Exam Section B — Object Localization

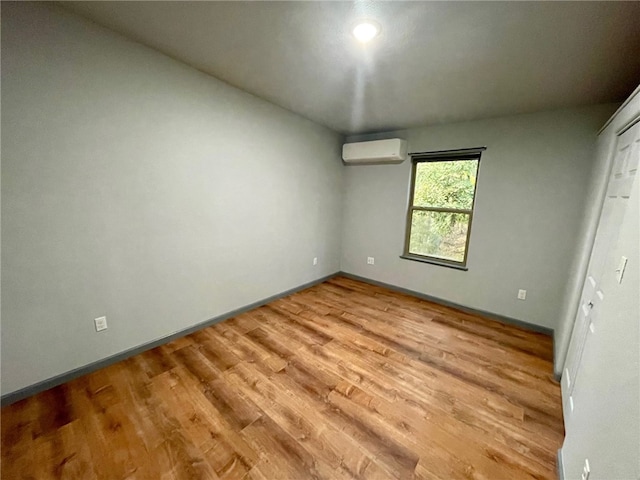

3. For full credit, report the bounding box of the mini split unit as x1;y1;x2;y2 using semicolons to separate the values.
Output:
342;138;408;164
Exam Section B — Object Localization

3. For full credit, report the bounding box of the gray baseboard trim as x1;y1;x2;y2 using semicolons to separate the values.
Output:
1;272;340;407
552;335;562;382
338;271;555;336
557;448;565;480
553;335;562;382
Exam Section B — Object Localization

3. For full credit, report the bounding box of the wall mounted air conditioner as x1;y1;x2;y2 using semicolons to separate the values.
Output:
342;138;408;165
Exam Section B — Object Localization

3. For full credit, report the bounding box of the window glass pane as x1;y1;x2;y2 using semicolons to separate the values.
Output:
409;210;470;262
413;160;478;209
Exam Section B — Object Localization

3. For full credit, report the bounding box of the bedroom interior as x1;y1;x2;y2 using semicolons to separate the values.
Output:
1;2;639;479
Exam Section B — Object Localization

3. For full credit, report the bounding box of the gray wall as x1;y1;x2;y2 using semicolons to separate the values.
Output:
1;3;344;396
341;105;617;331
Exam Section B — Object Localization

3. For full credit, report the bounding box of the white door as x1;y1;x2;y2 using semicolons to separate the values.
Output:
562;121;640;419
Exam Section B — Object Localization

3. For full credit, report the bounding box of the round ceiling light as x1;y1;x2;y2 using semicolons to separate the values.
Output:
352;20;381;43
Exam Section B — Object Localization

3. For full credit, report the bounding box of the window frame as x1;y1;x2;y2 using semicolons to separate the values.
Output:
401;147;485;270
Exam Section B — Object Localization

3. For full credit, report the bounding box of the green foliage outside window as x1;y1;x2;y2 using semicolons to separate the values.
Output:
413;160;477;209
407;159;479;264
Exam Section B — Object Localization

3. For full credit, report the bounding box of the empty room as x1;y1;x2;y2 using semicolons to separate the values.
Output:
2;1;639;479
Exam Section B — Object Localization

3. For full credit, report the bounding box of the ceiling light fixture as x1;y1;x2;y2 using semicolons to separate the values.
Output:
352;20;381;43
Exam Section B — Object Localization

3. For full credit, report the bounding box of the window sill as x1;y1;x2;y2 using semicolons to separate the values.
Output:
399;255;468;271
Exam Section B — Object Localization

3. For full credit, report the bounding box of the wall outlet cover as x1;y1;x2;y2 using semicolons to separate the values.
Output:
94;316;108;332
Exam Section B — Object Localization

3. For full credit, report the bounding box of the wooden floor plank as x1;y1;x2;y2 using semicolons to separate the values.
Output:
224;362;392;480
1;276;563;479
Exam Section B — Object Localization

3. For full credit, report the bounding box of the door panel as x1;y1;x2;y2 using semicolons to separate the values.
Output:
563;121;640;420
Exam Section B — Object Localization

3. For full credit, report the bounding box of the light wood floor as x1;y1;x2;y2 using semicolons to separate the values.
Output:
1;276;563;479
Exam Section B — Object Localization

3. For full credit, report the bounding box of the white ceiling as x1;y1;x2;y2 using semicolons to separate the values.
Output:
61;1;640;135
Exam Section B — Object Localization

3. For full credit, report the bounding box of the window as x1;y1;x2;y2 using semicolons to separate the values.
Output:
402;147;484;269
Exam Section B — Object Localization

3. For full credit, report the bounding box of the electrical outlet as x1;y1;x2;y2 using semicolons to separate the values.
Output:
517;289;527;300
313;257;318;266
94;316;108;332
367;257;375;265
